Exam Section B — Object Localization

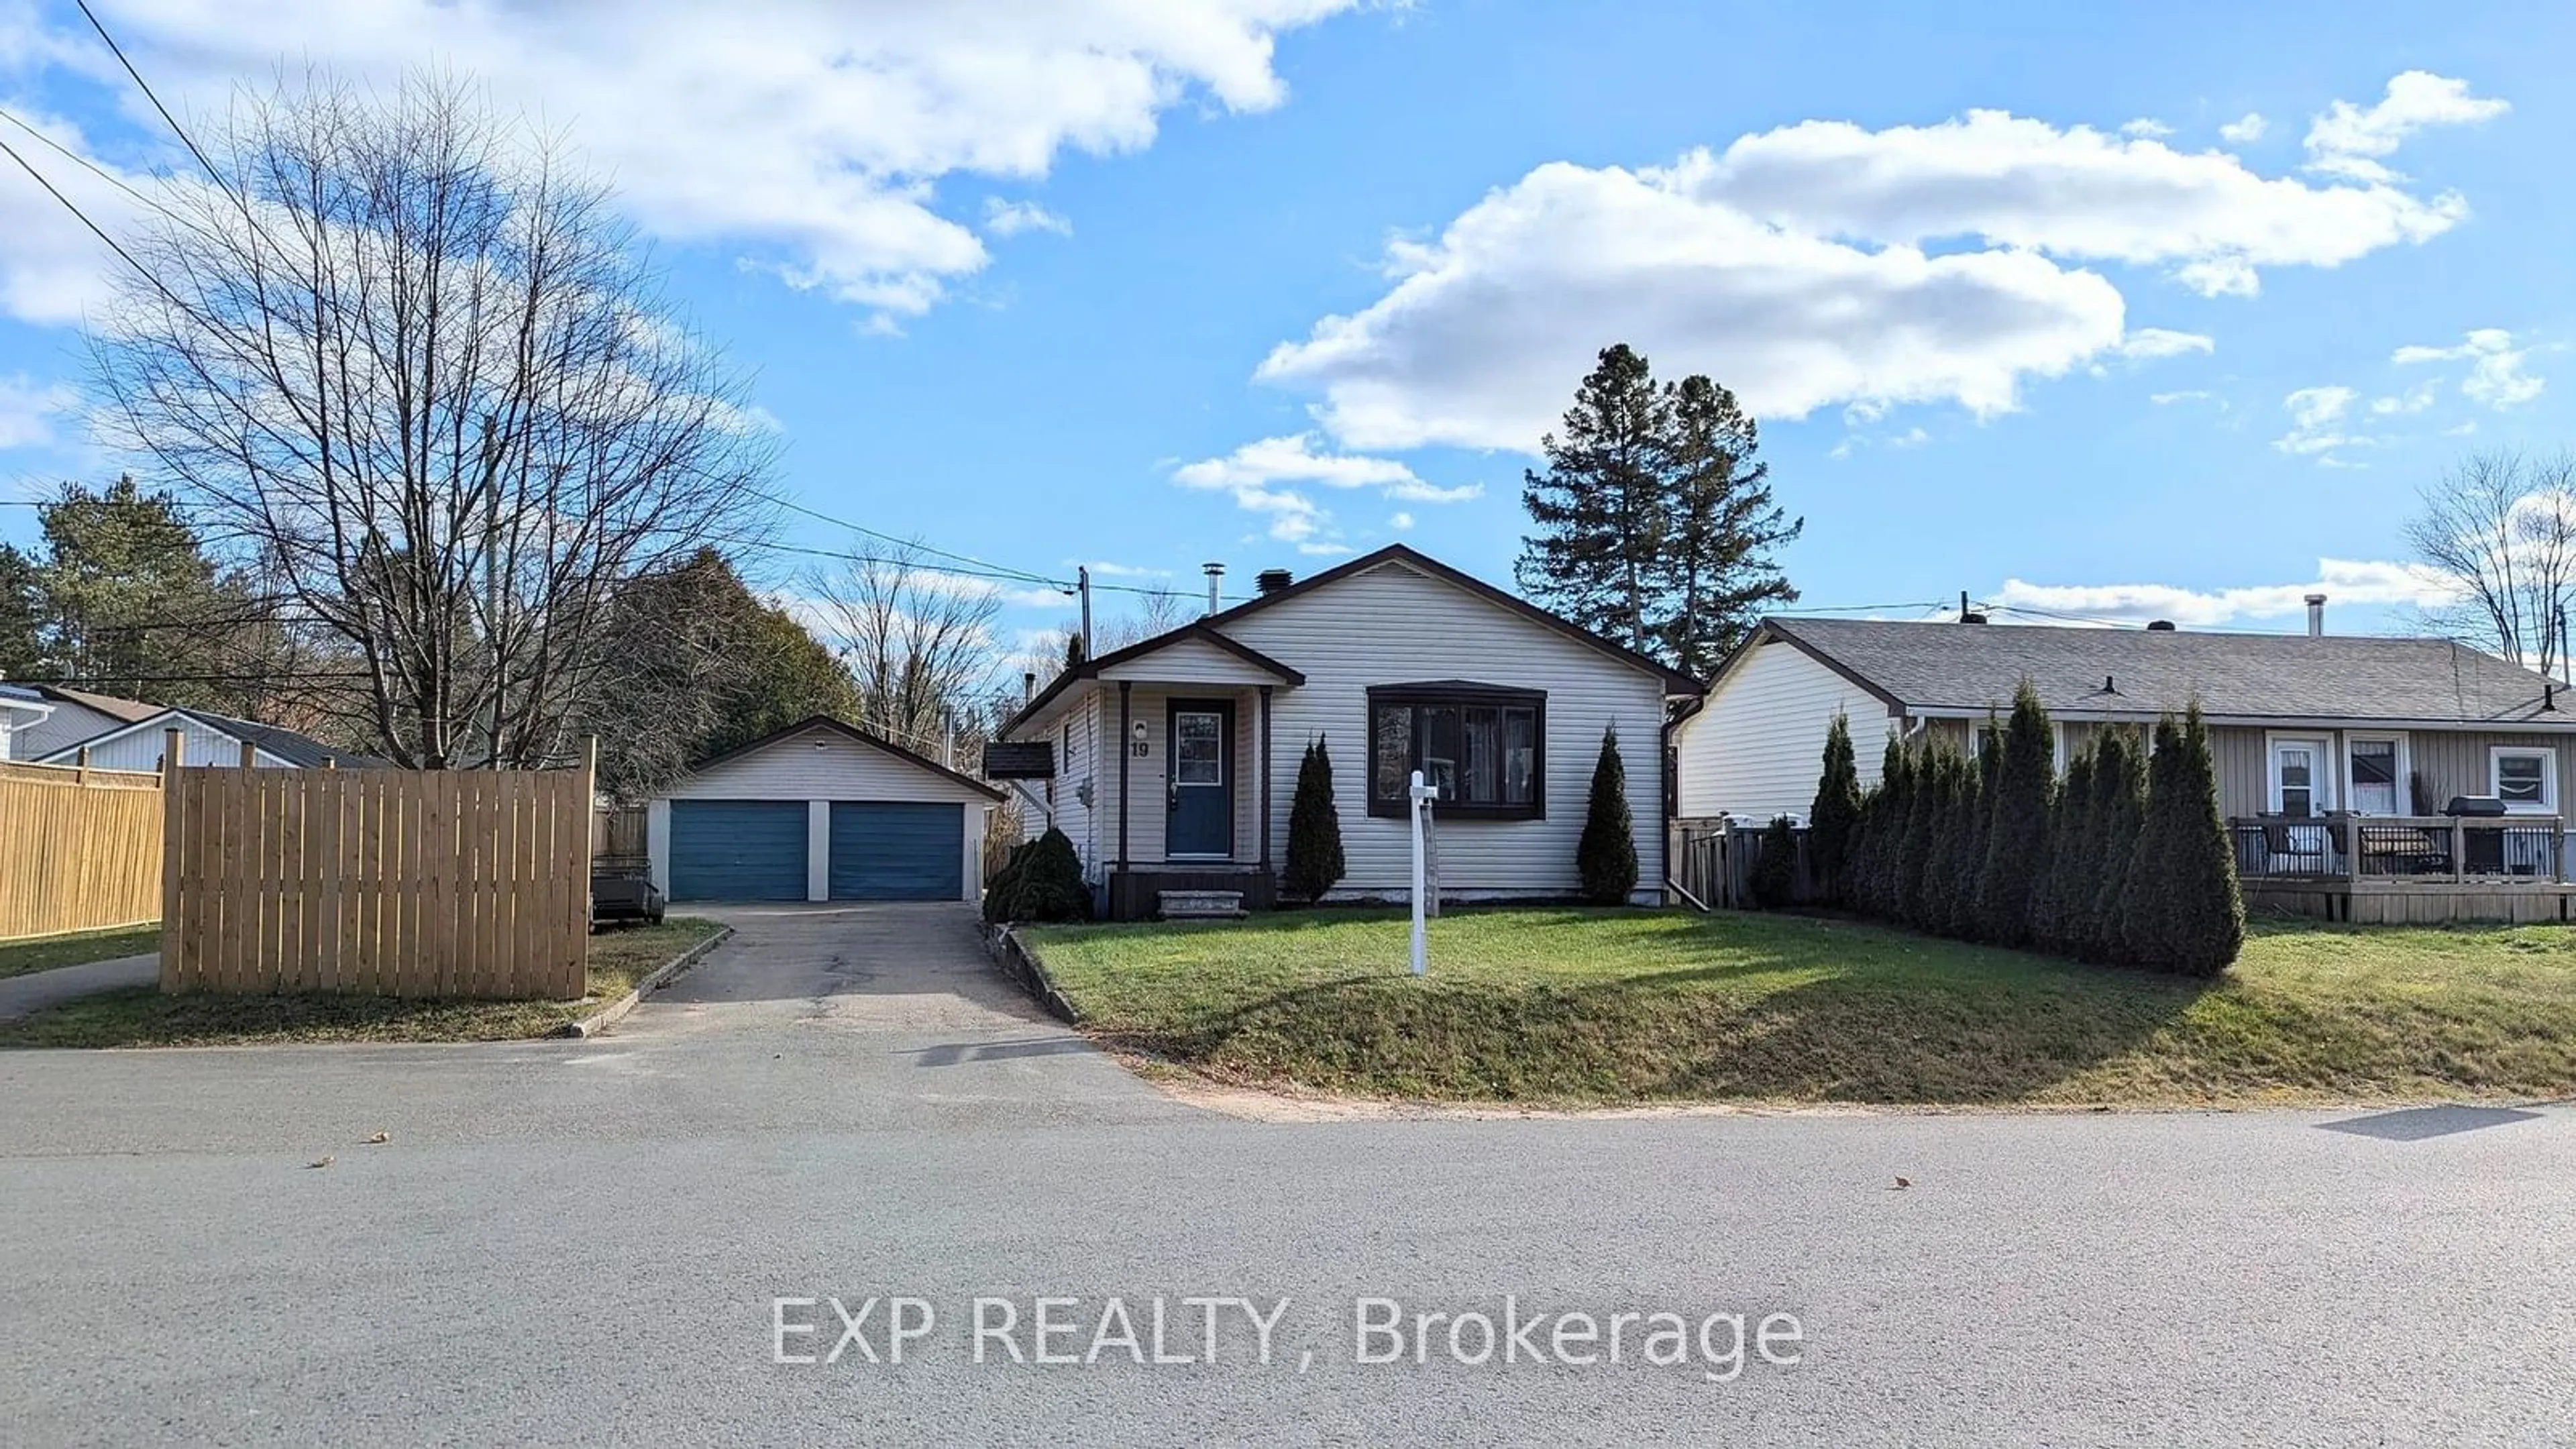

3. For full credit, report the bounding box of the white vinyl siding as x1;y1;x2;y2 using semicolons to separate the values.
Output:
1094;635;1284;687
1674;638;1892;822
1095;686;1266;867
68;717;295;770
1222;561;1668;904
17;698;127;761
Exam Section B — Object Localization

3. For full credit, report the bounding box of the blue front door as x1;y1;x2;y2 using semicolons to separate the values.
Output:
1167;700;1233;858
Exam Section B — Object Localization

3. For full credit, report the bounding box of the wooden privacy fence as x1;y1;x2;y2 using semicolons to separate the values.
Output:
160;736;596;1000
1669;818;1817;911
0;757;163;941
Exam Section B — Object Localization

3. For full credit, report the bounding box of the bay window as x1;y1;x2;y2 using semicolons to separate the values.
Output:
1367;684;1545;819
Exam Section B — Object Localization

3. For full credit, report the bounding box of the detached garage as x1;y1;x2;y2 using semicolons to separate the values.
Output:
648;716;1002;904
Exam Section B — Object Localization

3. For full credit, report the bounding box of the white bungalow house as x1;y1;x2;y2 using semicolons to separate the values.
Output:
989;544;1701;918
34;705;384;771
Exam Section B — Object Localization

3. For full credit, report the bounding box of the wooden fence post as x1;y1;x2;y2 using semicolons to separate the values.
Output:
238;737;257;770
160;729;182;991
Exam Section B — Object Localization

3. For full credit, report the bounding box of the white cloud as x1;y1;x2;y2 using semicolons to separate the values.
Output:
2119;117;2174;139
2392;327;2544;410
2149;388;2216;406
1257;80;2494;453
4;1;1357;323
1889;426;1931;449
2119;327;2214;360
1173;431;1479;554
2371;381;2438;415
0;374;78;450
2306;71;2509;181
2273;384;2373;462
982;198;1072;238
2218;113;2269;144
1387;511;1414;531
0;107;154;326
1994;557;2462;627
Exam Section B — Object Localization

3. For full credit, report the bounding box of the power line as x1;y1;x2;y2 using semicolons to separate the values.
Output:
0;101;164;215
72;0;227;193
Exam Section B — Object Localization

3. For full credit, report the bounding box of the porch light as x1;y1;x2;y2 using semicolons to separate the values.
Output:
1130;720;1149;746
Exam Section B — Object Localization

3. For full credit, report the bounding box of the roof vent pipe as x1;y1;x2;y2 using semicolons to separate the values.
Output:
1256;568;1293;596
1960;611;1988;625
2305;592;2327;638
1203;561;1225;616
1022;671;1036;704
2146;619;2177;631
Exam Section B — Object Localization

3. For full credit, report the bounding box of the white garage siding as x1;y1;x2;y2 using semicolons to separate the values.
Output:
647;721;994;903
1222;559;1669;905
1674;637;1898;822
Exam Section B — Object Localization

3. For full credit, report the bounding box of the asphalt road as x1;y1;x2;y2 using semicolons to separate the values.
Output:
3;905;2573;1446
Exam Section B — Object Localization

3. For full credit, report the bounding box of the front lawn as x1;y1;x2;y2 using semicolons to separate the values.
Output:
1024;908;2576;1106
0;918;724;1049
0;924;160;981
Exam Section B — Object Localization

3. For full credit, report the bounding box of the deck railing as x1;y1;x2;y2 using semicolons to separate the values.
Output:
2228;815;2567;883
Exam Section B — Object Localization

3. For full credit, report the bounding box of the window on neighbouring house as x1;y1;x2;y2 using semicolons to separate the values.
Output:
2269;737;2330;818
2492;747;2556;812
2347;738;2400;815
1367;684;1545;819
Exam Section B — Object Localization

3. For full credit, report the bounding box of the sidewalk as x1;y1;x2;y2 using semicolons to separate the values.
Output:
0;955;158;1020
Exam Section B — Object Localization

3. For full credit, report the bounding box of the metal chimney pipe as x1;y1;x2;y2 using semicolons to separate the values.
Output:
2304;592;2326;637
1203;561;1225;616
1022;671;1036;704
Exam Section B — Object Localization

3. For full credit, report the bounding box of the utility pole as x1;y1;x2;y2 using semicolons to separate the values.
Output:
1078;566;1093;655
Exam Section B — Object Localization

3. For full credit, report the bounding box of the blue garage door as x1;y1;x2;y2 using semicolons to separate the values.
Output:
828;802;963;901
669;800;808;902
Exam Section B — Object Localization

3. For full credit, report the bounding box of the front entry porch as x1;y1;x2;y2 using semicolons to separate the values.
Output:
1099;672;1288;921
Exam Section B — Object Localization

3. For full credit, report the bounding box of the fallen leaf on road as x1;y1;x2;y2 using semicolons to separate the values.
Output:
363;1132;390;1145
308;1156;334;1169
1892;1177;1911;1190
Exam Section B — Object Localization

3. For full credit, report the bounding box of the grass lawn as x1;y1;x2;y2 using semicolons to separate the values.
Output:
1024;908;2576;1107
0;918;724;1049
0;924;160;981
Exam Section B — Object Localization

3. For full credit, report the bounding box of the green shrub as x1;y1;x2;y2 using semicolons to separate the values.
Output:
1282;736;1347;903
2121;706;2244;975
1973;683;2055;945
984;827;1091;924
1576;727;1640;904
2087;729;2146;963
2029;745;2094;955
1809;712;1862;905
1750;814;1800;908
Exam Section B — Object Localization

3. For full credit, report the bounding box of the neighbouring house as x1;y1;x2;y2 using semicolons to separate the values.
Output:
9;684;164;763
0;683;52;761
33;705;387;771
1672;604;2576;921
990;544;1701;920
645;715;1003;905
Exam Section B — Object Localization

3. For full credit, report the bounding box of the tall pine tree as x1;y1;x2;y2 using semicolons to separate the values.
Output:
1516;345;1670;654
1283;736;1347;904
1655;375;1802;676
2089;728;2148;963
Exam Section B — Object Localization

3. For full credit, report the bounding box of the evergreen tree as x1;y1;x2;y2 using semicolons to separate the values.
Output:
1653;374;1803;674
2090;727;2149;963
1930;747;1987;938
1576;727;1640;904
1809;712;1862;905
1283;736;1347;904
2123;707;2245;975
28;476;259;709
1516;345;1671;655
1064;632;1087;669
1894;737;1945;928
1974;683;2056;945
2030;745;2096;955
1863;733;1912;919
0;543;38;680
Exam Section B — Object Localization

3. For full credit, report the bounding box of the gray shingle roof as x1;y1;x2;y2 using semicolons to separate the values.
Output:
170;709;391;769
1764;616;2576;727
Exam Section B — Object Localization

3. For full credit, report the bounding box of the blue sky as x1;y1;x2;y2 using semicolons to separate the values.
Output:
2;0;2570;655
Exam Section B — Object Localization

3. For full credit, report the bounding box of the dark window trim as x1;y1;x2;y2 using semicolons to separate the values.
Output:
1366;683;1547;820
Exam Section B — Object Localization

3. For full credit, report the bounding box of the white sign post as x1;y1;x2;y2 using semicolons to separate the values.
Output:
1408;768;1438;975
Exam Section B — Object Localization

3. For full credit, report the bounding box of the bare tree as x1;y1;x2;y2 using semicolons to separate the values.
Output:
808;539;1004;752
2406;449;2576;676
93;73;775;767
1092;587;1193;652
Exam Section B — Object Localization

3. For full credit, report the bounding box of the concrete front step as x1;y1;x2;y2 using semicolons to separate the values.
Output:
1157;889;1248;920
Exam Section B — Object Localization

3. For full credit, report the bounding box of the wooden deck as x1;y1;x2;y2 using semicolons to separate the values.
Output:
2231;814;2576;924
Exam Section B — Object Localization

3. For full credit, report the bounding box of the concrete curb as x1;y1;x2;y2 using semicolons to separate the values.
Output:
557;924;735;1039
981;923;1081;1026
